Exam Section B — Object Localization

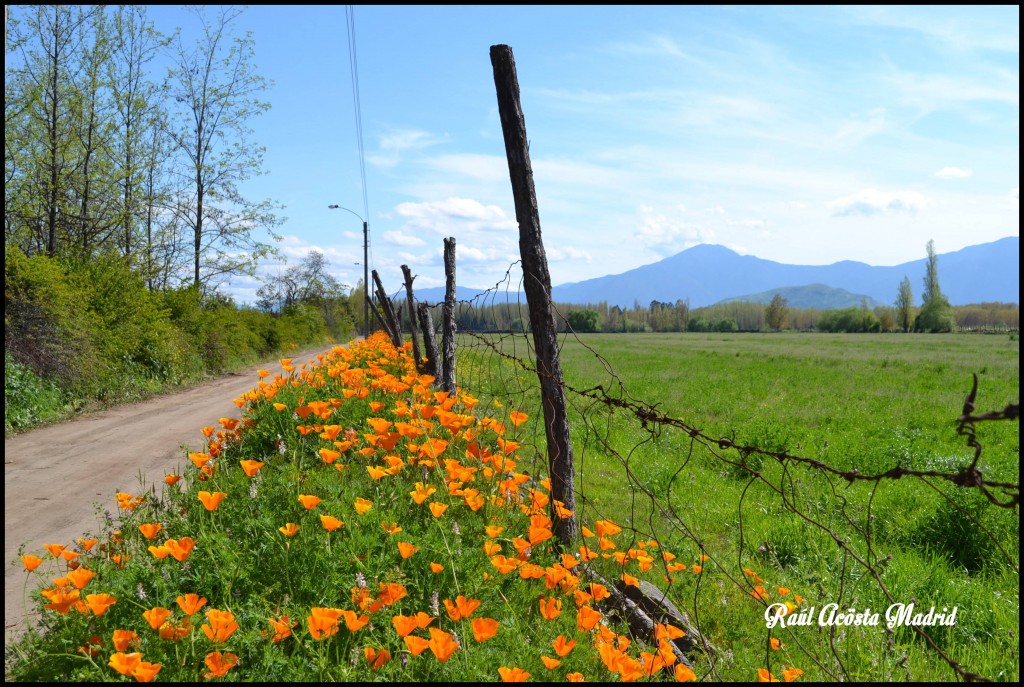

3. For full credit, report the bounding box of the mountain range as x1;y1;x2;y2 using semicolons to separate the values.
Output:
413;236;1019;309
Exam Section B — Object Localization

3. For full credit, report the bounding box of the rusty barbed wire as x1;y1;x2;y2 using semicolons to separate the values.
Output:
395;260;1019;682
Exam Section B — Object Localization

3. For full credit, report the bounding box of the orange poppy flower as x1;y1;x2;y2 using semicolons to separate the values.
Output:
66;567;95;589
266;615;297;643
428;502;449;518
758;668;781;682
138;523;162;540
148;544;170;560
676;664;697;682
490;554;519;574
320;515;344;532
279;523;300;537
392;614;420;637
198;491;226;511
341;609;369;632
404;634;430;656
176;593;207;616
85;593;117;616
297;494;321;510
621;573;640;587
366;465;389;480
43;543;66;558
19;552;41;573
443;595;481;621
654;623;686;641
112;629;139;651
397;541;419;559
577;606;602;631
409;482;437;504
218;417;240;431
483;541;502;556
540;655;561;669
108;651;142;677
691;565;703;574
308;607;343;640
188;452;212;469
201;609;239;643
365;646;391;669
552;634;577;657
77;537;98;551
164;537;195;562
353;497;373;515
378;581;408;606
782;666;804;682
471;617;499;642
143;607;172;630
240;460;265;477
381;521;403;535
498;666;531;682
538;596;562;620
427;627;459;663
508;410;528;427
204;651;239;679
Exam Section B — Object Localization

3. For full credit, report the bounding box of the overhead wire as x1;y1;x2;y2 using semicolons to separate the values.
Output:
345;5;373;275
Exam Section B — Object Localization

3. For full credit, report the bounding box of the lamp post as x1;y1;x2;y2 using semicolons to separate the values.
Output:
328;204;369;338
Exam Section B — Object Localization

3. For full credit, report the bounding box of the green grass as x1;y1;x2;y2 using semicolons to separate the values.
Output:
6;331;1018;682
455;331;1019;682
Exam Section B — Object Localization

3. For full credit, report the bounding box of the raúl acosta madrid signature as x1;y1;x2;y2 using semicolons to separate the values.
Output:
765;602;958;629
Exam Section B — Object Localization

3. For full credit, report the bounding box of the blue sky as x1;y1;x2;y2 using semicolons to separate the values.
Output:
147;5;1018;303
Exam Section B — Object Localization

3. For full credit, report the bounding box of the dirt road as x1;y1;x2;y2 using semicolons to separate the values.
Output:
4;345;337;647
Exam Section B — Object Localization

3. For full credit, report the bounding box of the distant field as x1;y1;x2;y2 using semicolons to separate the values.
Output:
457;331;1020;682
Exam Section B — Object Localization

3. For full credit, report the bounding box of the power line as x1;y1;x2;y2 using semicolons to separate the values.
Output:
345;6;371;273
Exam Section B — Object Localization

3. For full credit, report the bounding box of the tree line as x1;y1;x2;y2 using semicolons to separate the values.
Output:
5;5;280;291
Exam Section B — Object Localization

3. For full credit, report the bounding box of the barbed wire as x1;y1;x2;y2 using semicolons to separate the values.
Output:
384;258;1018;682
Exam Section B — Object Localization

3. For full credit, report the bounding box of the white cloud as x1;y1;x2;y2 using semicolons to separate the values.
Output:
827;189;928;217
634;206;716;250
379;129;444;151
382;230;426;247
393;197;517;235
934;166;973;179
547;245;592;263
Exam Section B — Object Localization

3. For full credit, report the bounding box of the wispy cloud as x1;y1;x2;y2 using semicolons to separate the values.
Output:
933;166;973;179
828;189;928;217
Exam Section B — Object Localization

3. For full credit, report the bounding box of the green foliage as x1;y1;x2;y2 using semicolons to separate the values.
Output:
816;307;881;332
4;352;66;431
567;309;600;333
914;299;956;333
687;316;738;332
764;294;789;331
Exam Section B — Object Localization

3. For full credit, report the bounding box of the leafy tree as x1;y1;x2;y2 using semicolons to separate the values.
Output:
165;5;282;290
913;240;955;332
256;250;354;338
567;309;600;333
764;294;789;331
895;276;914;333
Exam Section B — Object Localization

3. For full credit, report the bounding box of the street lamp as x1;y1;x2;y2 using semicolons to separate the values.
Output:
328;204;369;338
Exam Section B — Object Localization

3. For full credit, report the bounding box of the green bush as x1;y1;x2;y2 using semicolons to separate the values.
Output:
4;352;66;431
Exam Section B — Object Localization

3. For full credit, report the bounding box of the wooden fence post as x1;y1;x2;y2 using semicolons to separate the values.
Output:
371;270;404;349
440;237;457;394
490;44;578;547
417;302;439;378
401;265;423;371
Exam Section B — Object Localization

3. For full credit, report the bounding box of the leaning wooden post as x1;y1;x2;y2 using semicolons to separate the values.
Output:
490;44;578;547
440;237;457;394
417;302;439;378
401;265;423;370
372;270;404;349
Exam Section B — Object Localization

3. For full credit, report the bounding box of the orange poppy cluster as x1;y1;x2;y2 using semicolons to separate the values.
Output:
16;332;807;682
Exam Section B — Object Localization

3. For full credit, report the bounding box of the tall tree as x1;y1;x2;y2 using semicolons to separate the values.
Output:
914;240;955;332
895;275;914;333
165;5;281;291
765;293;789;331
108;5;167;258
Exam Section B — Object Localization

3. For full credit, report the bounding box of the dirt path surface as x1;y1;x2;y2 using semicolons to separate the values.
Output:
4;344;337;648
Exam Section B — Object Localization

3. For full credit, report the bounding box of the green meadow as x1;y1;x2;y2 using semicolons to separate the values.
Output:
457;331;1020;682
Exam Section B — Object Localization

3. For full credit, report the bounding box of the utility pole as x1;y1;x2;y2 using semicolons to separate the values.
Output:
328;204;370;338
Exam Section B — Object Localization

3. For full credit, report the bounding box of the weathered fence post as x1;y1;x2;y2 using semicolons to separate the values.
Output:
401;265;423;371
490;44;578;547
417;302;439;378
440;237;457;394
371;270;404;349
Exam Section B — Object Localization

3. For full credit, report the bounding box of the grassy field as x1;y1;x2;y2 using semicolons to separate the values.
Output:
456;331;1020;682
7;331;1017;682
